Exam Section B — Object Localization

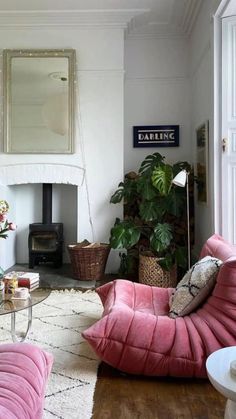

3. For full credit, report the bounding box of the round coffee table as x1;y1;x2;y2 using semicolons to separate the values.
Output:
206;346;236;419
0;288;51;342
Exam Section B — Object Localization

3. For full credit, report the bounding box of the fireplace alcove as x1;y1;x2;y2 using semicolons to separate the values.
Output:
14;182;77;267
28;183;64;268
0;163;84;269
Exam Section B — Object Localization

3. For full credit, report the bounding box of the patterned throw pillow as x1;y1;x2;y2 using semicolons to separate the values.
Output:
169;256;222;318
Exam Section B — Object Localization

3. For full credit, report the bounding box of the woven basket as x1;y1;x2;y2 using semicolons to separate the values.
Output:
67;243;110;281
139;252;177;287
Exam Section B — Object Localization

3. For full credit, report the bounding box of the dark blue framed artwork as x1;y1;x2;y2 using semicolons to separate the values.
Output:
133;125;179;148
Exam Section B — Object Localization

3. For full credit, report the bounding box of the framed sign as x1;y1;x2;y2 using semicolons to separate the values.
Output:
196;121;209;204
133;125;179;148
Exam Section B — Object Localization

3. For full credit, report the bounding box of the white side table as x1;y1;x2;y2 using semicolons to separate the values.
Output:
206;347;236;419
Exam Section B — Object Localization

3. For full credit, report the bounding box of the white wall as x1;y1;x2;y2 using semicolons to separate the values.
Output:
124;37;191;173
189;0;221;254
0;185;16;269
124;1;222;257
0;27;124;271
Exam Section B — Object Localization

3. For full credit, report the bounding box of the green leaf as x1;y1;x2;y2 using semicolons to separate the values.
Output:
110;224;127;248
158;253;174;271
136;176;157;200
109;221;140;249
165;188;186;217
126;225;141;248
139;200;164;221
123;178;138;201
110;182;125;203
110;178;138;204
138;153;165;175
151;165;173;196
172;161;191;177
175;246;188;269
150;223;173;253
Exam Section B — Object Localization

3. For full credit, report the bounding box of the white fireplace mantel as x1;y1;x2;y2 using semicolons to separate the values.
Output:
0;163;85;186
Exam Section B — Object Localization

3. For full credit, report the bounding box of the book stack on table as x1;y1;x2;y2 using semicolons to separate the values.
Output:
4;271;40;291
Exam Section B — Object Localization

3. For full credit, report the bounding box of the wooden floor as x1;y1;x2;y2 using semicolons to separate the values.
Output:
92;363;226;419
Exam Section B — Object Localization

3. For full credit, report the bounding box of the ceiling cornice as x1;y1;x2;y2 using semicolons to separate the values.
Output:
214;0;231;17
0;3;204;37
0;9;149;29
181;0;203;36
125;32;186;40
125;0;204;40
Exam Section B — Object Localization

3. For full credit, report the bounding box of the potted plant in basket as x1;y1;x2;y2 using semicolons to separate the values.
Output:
109;152;193;283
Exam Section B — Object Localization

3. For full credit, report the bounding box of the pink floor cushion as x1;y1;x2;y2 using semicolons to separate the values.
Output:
82;234;236;377
0;343;53;419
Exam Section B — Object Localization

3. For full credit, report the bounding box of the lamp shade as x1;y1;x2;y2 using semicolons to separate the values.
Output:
172;170;187;187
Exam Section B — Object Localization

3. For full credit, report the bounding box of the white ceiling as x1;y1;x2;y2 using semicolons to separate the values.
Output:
0;0;204;37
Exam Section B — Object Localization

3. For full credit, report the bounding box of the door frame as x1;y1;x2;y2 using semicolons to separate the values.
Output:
213;0;232;237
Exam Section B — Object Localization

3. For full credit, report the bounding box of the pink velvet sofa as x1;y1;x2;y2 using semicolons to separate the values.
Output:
0;342;53;418
82;234;236;377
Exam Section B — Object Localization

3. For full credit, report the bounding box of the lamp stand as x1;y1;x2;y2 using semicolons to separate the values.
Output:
172;168;191;270
186;174;191;270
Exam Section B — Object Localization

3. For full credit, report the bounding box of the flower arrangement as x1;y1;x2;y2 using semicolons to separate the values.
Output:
0;200;16;239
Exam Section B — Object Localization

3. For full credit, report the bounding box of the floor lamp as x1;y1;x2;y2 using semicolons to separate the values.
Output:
172;170;191;270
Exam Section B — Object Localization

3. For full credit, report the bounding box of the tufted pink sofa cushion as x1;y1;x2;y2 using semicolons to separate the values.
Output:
82;234;236;377
0;343;53;418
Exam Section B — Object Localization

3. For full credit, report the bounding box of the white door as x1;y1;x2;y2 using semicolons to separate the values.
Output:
222;17;236;243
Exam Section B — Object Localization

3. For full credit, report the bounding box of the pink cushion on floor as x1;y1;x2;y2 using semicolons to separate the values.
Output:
82;234;236;377
0;343;53;419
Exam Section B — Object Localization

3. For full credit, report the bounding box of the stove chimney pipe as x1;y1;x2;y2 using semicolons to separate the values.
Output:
42;183;52;224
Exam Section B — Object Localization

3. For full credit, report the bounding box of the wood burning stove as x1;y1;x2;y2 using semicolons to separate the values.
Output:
28;184;63;268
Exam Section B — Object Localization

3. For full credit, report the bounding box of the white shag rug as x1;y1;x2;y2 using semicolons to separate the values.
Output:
0;290;103;419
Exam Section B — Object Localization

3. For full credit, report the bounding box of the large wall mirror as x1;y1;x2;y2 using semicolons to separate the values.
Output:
3;49;76;154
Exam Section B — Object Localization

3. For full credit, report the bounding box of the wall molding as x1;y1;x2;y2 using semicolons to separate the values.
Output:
125;32;187;40
77;69;125;78
0;163;85;186
215;0;232;18
125;75;189;84
0;9;147;30
182;0;203;36
126;0;202;39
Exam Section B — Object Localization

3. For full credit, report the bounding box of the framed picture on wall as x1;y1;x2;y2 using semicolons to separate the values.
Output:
196;121;209;204
133;125;179;147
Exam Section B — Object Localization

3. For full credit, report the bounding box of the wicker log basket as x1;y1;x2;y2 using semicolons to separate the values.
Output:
67;241;110;281
139;251;177;288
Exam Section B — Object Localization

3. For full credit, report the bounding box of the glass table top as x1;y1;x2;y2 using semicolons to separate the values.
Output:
0;288;51;315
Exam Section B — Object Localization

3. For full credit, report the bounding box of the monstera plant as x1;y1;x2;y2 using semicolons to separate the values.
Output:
109;152;192;275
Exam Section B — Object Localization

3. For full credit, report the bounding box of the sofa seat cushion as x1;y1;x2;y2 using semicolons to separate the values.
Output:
0;343;53;419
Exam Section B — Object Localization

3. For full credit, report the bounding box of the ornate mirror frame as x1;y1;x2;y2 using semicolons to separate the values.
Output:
3;49;76;154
